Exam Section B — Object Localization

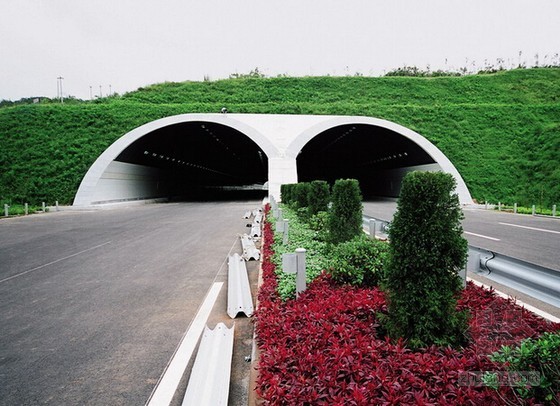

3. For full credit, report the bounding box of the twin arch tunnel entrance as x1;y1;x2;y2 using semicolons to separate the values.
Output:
73;114;472;206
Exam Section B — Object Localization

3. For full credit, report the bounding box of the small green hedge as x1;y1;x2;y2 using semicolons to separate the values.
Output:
327;235;389;287
488;332;560;403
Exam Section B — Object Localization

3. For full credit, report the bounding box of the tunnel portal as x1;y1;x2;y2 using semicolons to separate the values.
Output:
297;124;437;198
113;121;268;200
73;114;472;206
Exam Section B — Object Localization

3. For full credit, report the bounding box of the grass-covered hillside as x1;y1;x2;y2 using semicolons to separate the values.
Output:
1;68;559;206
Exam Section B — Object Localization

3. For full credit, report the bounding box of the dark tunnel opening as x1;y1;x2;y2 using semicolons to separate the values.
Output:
297;124;437;198
114;121;268;200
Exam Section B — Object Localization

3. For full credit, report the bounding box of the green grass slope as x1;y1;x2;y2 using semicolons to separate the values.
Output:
1;68;559;206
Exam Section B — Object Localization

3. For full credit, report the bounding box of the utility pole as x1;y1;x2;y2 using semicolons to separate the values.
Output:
89;85;93;100
108;84;112;97
99;85;102;98
57;76;64;103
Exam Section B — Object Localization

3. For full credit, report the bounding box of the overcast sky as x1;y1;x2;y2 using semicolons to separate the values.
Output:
1;0;559;101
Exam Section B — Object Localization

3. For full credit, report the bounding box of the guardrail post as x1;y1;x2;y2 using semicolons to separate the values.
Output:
485;201;488;210
42;202;46;212
25;203;28;215
514;203;517;214
553;205;557;217
4;204;9;217
369;219;377;239
463;250;480;289
532;205;536;216
498;202;501;211
55;201;59;212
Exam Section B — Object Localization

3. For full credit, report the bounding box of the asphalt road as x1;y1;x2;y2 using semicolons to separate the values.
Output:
363;200;560;272
0;202;258;405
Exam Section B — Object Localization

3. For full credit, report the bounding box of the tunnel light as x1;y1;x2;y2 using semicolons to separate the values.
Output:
144;150;149;155
152;153;157;157
201;124;205;129
159;155;164;159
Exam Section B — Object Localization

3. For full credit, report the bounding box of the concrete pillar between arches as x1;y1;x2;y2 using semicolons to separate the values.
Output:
268;156;298;202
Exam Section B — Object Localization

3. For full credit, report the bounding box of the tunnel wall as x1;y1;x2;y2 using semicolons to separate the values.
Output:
74;114;473;206
361;163;442;197
89;161;169;204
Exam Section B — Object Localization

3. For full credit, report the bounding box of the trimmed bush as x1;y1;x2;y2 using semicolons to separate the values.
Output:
307;180;330;216
328;179;363;244
328;234;389;286
293;182;311;209
280;183;296;206
383;171;468;349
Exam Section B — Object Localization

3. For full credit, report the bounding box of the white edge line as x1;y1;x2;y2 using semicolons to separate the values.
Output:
464;231;501;241
499;222;560;235
467;277;560;323
146;281;223;406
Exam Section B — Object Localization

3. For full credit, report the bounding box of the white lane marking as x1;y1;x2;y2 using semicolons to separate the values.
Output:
467;278;560;323
146;282;223;406
0;241;112;284
499;222;560;235
464;231;501;241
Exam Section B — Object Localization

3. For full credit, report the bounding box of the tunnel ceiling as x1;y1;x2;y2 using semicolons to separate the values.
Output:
115;121;268;189
297;124;436;184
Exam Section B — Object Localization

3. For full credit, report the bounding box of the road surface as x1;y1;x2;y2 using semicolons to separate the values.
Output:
0;202;257;405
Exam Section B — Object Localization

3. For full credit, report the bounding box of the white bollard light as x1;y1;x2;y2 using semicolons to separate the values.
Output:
295;248;307;297
369;219;377;239
282;247;307;298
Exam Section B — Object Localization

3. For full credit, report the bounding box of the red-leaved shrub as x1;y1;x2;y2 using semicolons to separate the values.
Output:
255;204;559;404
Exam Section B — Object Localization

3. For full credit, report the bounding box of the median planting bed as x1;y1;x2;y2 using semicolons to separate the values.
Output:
254;206;560;405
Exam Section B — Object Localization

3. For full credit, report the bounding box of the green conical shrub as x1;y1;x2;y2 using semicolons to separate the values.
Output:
383;171;468;349
328;179;363;244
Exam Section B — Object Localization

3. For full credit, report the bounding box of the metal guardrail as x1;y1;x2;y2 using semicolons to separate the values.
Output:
182;322;234;406
240;234;260;261
362;215;560;309
227;253;254;318
468;246;560;308
250;225;261;238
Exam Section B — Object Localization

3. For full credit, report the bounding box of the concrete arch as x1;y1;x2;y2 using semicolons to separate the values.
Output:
74;114;278;206
286;116;472;204
74;114;472;206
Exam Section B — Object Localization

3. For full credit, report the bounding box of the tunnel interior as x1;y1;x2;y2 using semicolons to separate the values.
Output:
114;121;268;200
297;124;437;198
